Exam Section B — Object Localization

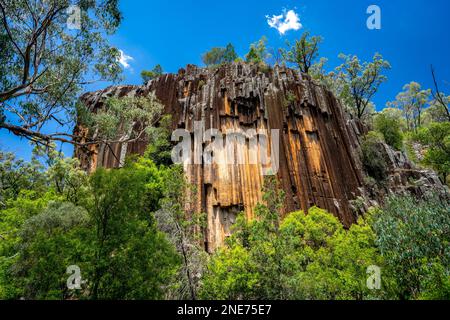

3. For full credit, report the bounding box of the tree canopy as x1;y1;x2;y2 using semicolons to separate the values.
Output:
245;36;269;65
335;53;391;120
200;178;385;300
388;82;431;132
0;151;181;299
0;0;123;147
280;32;323;74
202;43;238;66
141;65;163;83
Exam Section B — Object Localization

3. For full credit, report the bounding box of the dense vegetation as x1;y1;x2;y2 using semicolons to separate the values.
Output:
1;0;449;301
1;155;448;300
0;151;181;299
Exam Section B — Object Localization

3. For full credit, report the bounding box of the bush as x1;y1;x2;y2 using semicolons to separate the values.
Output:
414;122;450;184
200;179;385;300
8;202;90;299
374;112;403;150
245;36;269;65
372;195;450;300
145;115;174;166
0;158;180;300
361;131;388;182
200;206;385;300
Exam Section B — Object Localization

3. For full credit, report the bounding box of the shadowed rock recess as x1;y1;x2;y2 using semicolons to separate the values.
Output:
76;63;448;252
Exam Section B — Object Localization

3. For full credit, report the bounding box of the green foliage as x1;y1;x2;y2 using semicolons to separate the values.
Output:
309;58;337;91
414;122;450;183
1;147;88;208
9;202;90;299
87;94;164;144
377;107;407;131
0;152;46;206
141;65;164;83
0;0;123;145
361;131;388;182
202;43;238;67
200;178;384;300
424;96;450;124
372;195;450;299
387;82;431;132
145;115;174;166
0;191;63;298
202;48;226;66
155;165;208;299
402;132;421;166
335;53;391;120
381;81;448;185
1;147;449;300
201;206;384;300
0;155;180;300
223;43;239;64
373;111;404;150
46;157;89;205
199;244;258;300
280;32;323;73
245;37;270;65
87;163;179;299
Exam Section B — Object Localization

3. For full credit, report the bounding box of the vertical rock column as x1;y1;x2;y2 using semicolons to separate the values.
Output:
77;63;365;252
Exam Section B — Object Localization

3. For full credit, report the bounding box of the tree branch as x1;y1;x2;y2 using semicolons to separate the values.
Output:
0;2;25;58
431;65;450;122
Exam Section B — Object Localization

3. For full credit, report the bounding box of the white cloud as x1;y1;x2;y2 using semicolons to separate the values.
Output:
266;9;302;35
118;49;134;69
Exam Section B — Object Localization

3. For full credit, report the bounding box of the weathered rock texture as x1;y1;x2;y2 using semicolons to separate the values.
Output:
358;140;448;209
76;63;448;252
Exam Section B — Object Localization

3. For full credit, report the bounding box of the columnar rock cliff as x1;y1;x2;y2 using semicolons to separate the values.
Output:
76;63;447;252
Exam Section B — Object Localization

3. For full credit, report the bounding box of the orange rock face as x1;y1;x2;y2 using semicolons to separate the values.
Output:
77;63;367;252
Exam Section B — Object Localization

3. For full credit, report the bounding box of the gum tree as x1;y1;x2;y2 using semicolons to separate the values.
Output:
335;53;391;120
280;31;323;74
141;64;163;83
388;82;431;132
202;43;238;67
245;36;270;65
0;0;124;147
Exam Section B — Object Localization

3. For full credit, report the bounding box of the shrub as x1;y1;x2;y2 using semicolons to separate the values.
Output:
414;122;450;184
372;195;450;299
0;158;180;300
200;178;385;300
374;112;403;150
361;131;388;182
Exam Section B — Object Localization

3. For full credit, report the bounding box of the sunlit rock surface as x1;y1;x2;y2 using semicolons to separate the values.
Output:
76;63;448;252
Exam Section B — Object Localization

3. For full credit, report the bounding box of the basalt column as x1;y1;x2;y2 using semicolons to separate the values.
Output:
77;63;365;252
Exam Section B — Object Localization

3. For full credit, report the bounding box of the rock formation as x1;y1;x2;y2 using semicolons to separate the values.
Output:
76;63;448;252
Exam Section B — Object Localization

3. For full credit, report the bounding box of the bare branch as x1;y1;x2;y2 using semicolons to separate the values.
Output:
431;65;450;122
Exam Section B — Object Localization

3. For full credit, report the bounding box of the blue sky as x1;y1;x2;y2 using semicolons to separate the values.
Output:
2;0;450;160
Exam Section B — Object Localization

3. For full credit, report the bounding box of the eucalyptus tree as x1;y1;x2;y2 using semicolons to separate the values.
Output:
388;82;431;132
245;36;270;65
0;0;136;148
202;43;238;67
280;31;323;74
335;53;391;120
141;64;163;83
